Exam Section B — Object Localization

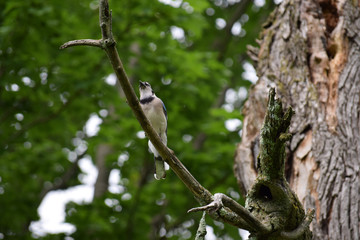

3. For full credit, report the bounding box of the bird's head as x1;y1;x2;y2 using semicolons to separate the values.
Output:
139;81;154;99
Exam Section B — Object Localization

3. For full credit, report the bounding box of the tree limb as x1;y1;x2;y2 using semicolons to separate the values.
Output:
60;0;269;233
188;193;271;233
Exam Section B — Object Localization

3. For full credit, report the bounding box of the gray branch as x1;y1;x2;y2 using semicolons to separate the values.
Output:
60;39;102;49
188;193;271;233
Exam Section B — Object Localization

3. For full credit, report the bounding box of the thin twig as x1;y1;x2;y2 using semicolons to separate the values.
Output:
60;39;102;49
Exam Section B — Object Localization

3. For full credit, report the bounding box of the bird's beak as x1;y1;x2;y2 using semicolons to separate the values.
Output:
139;81;145;88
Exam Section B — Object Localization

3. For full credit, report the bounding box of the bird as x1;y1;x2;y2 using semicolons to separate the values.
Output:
139;81;167;180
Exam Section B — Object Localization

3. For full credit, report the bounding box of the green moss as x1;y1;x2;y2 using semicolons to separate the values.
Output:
245;89;311;239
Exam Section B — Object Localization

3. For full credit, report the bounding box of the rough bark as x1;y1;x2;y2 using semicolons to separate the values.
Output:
234;0;360;239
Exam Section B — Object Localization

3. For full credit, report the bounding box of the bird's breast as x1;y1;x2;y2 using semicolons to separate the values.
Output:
141;104;167;133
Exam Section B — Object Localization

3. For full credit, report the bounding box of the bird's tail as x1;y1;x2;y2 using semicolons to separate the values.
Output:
154;156;166;180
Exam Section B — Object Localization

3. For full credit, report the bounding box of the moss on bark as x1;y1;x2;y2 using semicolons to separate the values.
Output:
245;89;312;239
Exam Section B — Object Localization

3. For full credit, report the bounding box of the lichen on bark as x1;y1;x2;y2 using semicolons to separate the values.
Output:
245;89;312;240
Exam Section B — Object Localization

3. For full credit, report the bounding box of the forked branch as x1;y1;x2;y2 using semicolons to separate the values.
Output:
188;193;271;233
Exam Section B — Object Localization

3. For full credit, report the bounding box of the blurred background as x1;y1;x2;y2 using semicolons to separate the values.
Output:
0;0;275;239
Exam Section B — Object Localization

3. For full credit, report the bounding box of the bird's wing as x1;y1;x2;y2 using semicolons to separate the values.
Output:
159;99;167;135
161;100;167;119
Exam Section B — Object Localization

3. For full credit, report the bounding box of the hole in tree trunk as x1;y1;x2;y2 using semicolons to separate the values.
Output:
258;185;273;201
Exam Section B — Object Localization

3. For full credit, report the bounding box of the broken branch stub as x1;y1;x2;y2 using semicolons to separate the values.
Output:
245;88;313;240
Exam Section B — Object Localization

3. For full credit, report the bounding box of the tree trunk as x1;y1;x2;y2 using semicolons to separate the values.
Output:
234;0;360;239
93;144;112;199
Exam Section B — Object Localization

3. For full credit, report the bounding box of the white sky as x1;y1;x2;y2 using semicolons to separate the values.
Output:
30;158;97;237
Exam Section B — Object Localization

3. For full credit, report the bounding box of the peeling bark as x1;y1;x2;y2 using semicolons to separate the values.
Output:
234;81;268;196
234;0;360;239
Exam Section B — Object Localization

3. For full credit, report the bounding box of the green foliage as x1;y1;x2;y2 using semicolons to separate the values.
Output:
0;0;273;239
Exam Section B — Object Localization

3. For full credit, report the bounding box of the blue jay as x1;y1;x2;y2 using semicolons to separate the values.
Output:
139;81;167;180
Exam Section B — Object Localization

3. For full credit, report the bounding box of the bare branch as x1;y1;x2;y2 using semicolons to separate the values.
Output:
95;0;266;231
93;0;216;206
58;0;213;207
188;193;271;233
60;39;102;49
99;0;112;39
